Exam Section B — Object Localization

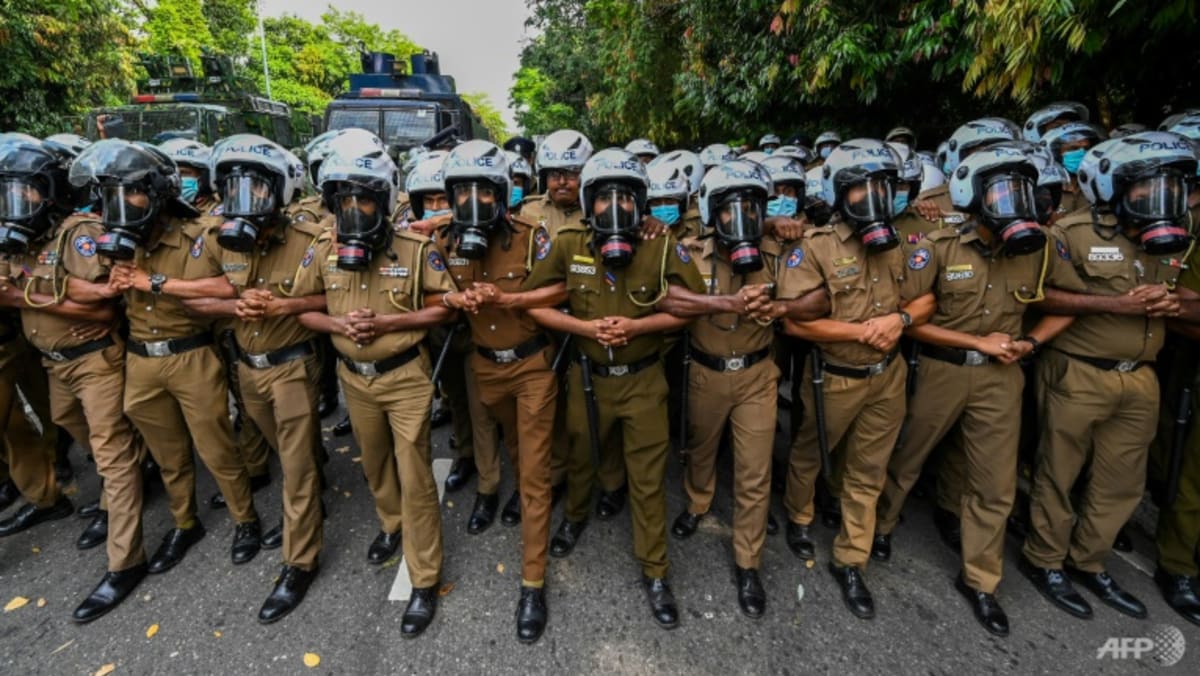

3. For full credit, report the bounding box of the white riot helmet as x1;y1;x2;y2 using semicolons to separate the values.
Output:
318;136;400;270
404;150;449;220
944;119;1017;173
649;149;705;195
1088;132;1197;254
888;141;924;207
624;138;660;160
775;144;815;166
760;155;806;219
1023;101;1089;143
579;148;648;268
949;146;1045;254
303;130;341;188
537;129;593;187
697;160;772;273
917;151;946;192
1111;123;1149;139
209;134;301;252
1040;122;1106;175
44;133;92;156
158;138;212;203
1074;139;1123;207
1164;113;1200;143
885;126;917;149
739;150;769;164
504;150;533;208
820;138;901;252
814;131;842;160
442;140;511;259
699;143;737;169
758;133;782;151
803;165;833;226
646;157;692;228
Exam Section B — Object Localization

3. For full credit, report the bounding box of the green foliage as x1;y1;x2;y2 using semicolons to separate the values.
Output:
143;0;213;65
460;92;511;142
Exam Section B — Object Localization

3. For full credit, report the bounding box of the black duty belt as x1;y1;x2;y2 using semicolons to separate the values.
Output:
691;345;770;373
918;342;994;367
587;353;658;378
41;335;116;363
1058;350;1150;373
127;333;214;358
338;344;422;377
239;340;316;370
477;334;551;364
822;352;898;379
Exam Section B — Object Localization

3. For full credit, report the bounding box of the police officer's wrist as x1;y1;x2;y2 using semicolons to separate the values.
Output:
1017;335;1041;354
442;292;457;309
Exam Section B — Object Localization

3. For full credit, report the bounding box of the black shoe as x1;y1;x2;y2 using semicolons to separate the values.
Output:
431;404;452;429
258;565;317;624
933;506;962;551
785;522;815;561
0;479;18;511
550;481;566;507
444;458;476;493
72;563;147;623
1017;558;1093;619
829;563;874;619
77;512;109;550
870;533;892;562
401;585;438;638
332;415;352;437
1155;567;1200;627
262;520;283;550
500;491;521;526
766;513;779;536
671;510;703;539
1112;527;1133;553
367;530;401;564
516;585;548;644
596;485;627;520
209;472;271;509
232;520;262;564
820;507;841;530
317;393;338;418
147;524;206;574
467;493;499;534
735;566;766;619
1068;567;1146;619
549;519;587;558
77;499;102;518
955;575;1009;636
642;576;679;629
0;496;73;537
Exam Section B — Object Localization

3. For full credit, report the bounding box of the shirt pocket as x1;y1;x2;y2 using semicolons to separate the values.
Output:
566;267;603;317
493;261;529;293
1080;260;1133;294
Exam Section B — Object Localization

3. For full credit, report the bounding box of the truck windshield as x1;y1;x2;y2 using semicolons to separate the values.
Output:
86;108;202;143
383;108;437;148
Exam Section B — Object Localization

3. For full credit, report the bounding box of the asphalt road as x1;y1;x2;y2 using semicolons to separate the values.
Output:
1;401;1198;675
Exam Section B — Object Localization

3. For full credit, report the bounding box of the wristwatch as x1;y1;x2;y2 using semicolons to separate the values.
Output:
899;310;913;328
149;273;167;295
1018;335;1041;354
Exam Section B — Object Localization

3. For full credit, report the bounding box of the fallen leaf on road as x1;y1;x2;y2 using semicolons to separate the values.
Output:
146;624;159;638
62;484;79;496
50;639;74;655
446;501;454;508
438;582;455;597
303;653;321;668
213;631;222;638
343;491;351;498
31;547;40;554
335;446;349;454
36;598;46;608
5;597;29;612
351;456;362;463
94;664;115;676
380;557;399;569
805;559;814;569
496;563;505;574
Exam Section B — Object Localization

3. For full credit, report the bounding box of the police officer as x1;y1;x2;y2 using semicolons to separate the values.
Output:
700;143;737;172
812;131;842;165
295;136;456;638
885;127;917;151
758;134;782;154
75;139;261;574
777;139;914;620
661;160;827;618
1020;132;1196;621
433;140;560;643
184;135;325;623
1022;101;1090;144
506;150;534;215
872;147;1083;635
625;139;661;165
524;129;594;237
1038;121;1106;215
647;150;706;240
523;148;705;629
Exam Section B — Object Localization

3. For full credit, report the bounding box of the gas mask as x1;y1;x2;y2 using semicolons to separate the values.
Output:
589;183;641;269
841;177;899;253
96;182;158;260
0;177;52;254
451;181;504;260
1118;172;1191;255
714;192;765;274
1033;184;1062;225
979;174;1046;256
217;170;276;253
333;191;388;271
804;198;833;227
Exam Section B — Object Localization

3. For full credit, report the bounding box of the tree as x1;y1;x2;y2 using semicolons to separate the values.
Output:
142;0;214;65
203;0;256;58
460;92;511;142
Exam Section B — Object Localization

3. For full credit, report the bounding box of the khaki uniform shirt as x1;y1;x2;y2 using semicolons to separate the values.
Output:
123;216;225;341
684;236;777;358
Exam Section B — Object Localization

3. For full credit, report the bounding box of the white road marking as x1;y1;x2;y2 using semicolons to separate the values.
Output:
388;458;452;602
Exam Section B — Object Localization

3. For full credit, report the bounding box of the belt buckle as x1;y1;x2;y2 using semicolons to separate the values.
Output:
145;341;172;358
493;348;518;364
866;361;887;376
963;350;988;367
355;361;380;377
725;356;745;372
45;351;66;362
607;364;630;377
246;353;272;369
1116;360;1137;373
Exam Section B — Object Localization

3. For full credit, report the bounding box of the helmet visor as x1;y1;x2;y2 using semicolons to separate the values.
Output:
591;186;640;235
0;178;46;220
982;175;1038;221
451;182;501;227
844;176;895;221
1122;173;1188;221
334;192;383;239
222;173;276;217
100;184;153;227
715;194;763;241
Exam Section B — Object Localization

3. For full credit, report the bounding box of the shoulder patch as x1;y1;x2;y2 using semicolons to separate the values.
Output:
209;205;224;217
534;227;552;261
190;235;205;259
908;247;931;271
675;241;691;263
428;250;446;272
1055;239;1070;261
73;235;97;258
786;248;804;268
301;246;316;268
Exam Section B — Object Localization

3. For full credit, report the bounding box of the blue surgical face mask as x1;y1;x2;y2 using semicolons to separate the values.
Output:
426;208;451;219
650;203;681;226
766;195;798;218
892;192;910;215
1061;148;1086;174
509;185;524;208
819;146;833;159
764;148;774;155
181;176;200;204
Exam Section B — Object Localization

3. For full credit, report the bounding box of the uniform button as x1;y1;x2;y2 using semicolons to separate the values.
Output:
871;277;878;283
507;272;514;278
253;331;260;337
983;309;991;315
151;329;159;335
361;284;367;290
640;285;647;292
986;284;993;290
1020;285;1029;292
874;301;881;308
257;278;264;284
285;279;292;286
489;324;496;331
145;306;153;312
29;329;36;335
483;272;489;278
331;284;339;290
